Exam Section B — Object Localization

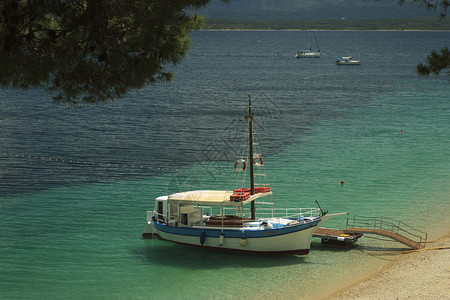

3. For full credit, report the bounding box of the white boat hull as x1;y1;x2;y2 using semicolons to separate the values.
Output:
148;218;321;255
336;60;361;65
335;56;361;65
296;52;320;58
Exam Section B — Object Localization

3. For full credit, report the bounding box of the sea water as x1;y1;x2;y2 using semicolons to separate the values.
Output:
0;31;449;299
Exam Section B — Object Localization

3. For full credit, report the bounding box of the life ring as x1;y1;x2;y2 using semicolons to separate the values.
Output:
234;159;246;171
253;154;264;166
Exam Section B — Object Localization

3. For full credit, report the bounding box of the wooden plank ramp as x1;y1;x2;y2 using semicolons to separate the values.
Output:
344;228;422;249
344;216;428;249
313;216;428;249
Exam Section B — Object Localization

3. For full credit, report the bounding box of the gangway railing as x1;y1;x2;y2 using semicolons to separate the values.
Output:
344;215;428;249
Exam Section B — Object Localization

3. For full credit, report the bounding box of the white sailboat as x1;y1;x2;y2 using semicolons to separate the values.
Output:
142;95;345;254
296;30;321;58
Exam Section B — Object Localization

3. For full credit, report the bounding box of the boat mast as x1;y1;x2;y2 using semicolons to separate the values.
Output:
313;31;320;52
310;22;319;52
247;94;256;220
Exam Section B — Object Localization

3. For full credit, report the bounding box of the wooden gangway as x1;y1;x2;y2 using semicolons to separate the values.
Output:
344;216;428;249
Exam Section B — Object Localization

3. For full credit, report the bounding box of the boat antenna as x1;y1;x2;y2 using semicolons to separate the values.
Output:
246;94;256;220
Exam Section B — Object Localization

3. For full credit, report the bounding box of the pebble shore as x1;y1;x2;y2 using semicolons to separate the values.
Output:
325;233;450;300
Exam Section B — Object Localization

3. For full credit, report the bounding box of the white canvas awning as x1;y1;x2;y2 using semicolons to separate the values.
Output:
167;190;272;207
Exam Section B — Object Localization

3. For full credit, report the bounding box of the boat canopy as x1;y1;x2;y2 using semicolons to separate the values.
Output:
167;190;272;207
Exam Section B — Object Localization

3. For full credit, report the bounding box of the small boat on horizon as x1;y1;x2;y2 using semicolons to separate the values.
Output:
334;56;361;65
296;49;321;58
142;95;345;255
335;36;362;65
296;29;321;58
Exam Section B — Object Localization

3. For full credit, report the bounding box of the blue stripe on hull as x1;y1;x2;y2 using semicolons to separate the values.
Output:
152;218;320;239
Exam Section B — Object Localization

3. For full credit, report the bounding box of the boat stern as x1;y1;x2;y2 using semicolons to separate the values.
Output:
142;211;158;239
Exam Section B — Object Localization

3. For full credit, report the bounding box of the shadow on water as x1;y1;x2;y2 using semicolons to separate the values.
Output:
309;241;359;252
131;239;310;269
312;239;413;254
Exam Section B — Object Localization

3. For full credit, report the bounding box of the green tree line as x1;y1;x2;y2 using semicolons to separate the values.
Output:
202;17;450;31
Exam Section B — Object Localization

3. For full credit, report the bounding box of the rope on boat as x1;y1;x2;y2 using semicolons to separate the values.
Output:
398;246;450;253
371;246;450;256
1;152;350;186
0;96;142;124
0;152;174;172
0;152;351;190
0;106;69;123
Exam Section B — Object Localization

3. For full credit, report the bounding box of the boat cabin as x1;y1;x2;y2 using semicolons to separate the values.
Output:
152;190;273;228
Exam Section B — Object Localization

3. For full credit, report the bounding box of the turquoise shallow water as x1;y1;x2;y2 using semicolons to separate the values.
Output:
1;31;449;299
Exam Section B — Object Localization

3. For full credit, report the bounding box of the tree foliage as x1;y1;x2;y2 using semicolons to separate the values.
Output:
403;1;449;76
397;0;448;18
0;0;214;103
0;0;447;101
417;47;450;75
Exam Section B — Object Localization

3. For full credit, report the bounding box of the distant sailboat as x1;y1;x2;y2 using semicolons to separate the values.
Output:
335;36;361;65
296;30;320;58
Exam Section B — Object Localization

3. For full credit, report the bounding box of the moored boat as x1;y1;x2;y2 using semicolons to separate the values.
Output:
295;30;321;58
296;49;321;58
335;37;361;65
143;95;344;254
334;56;361;65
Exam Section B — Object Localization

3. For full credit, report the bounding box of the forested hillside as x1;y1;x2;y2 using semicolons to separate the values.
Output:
193;0;438;20
202;17;450;31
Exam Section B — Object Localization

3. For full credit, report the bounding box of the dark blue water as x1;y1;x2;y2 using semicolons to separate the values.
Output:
1;31;448;195
1;30;449;299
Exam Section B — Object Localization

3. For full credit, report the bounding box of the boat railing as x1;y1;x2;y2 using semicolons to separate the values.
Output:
346;215;428;248
150;205;321;226
255;207;321;219
199;206;320;220
147;211;153;222
149;210;166;223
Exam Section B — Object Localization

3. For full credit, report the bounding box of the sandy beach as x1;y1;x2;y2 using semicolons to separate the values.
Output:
324;232;450;300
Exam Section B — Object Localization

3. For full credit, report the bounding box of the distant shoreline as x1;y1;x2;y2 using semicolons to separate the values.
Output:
198;28;448;32
201;17;450;31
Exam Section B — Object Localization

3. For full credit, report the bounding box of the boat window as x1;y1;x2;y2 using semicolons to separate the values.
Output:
181;213;188;225
157;201;164;222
